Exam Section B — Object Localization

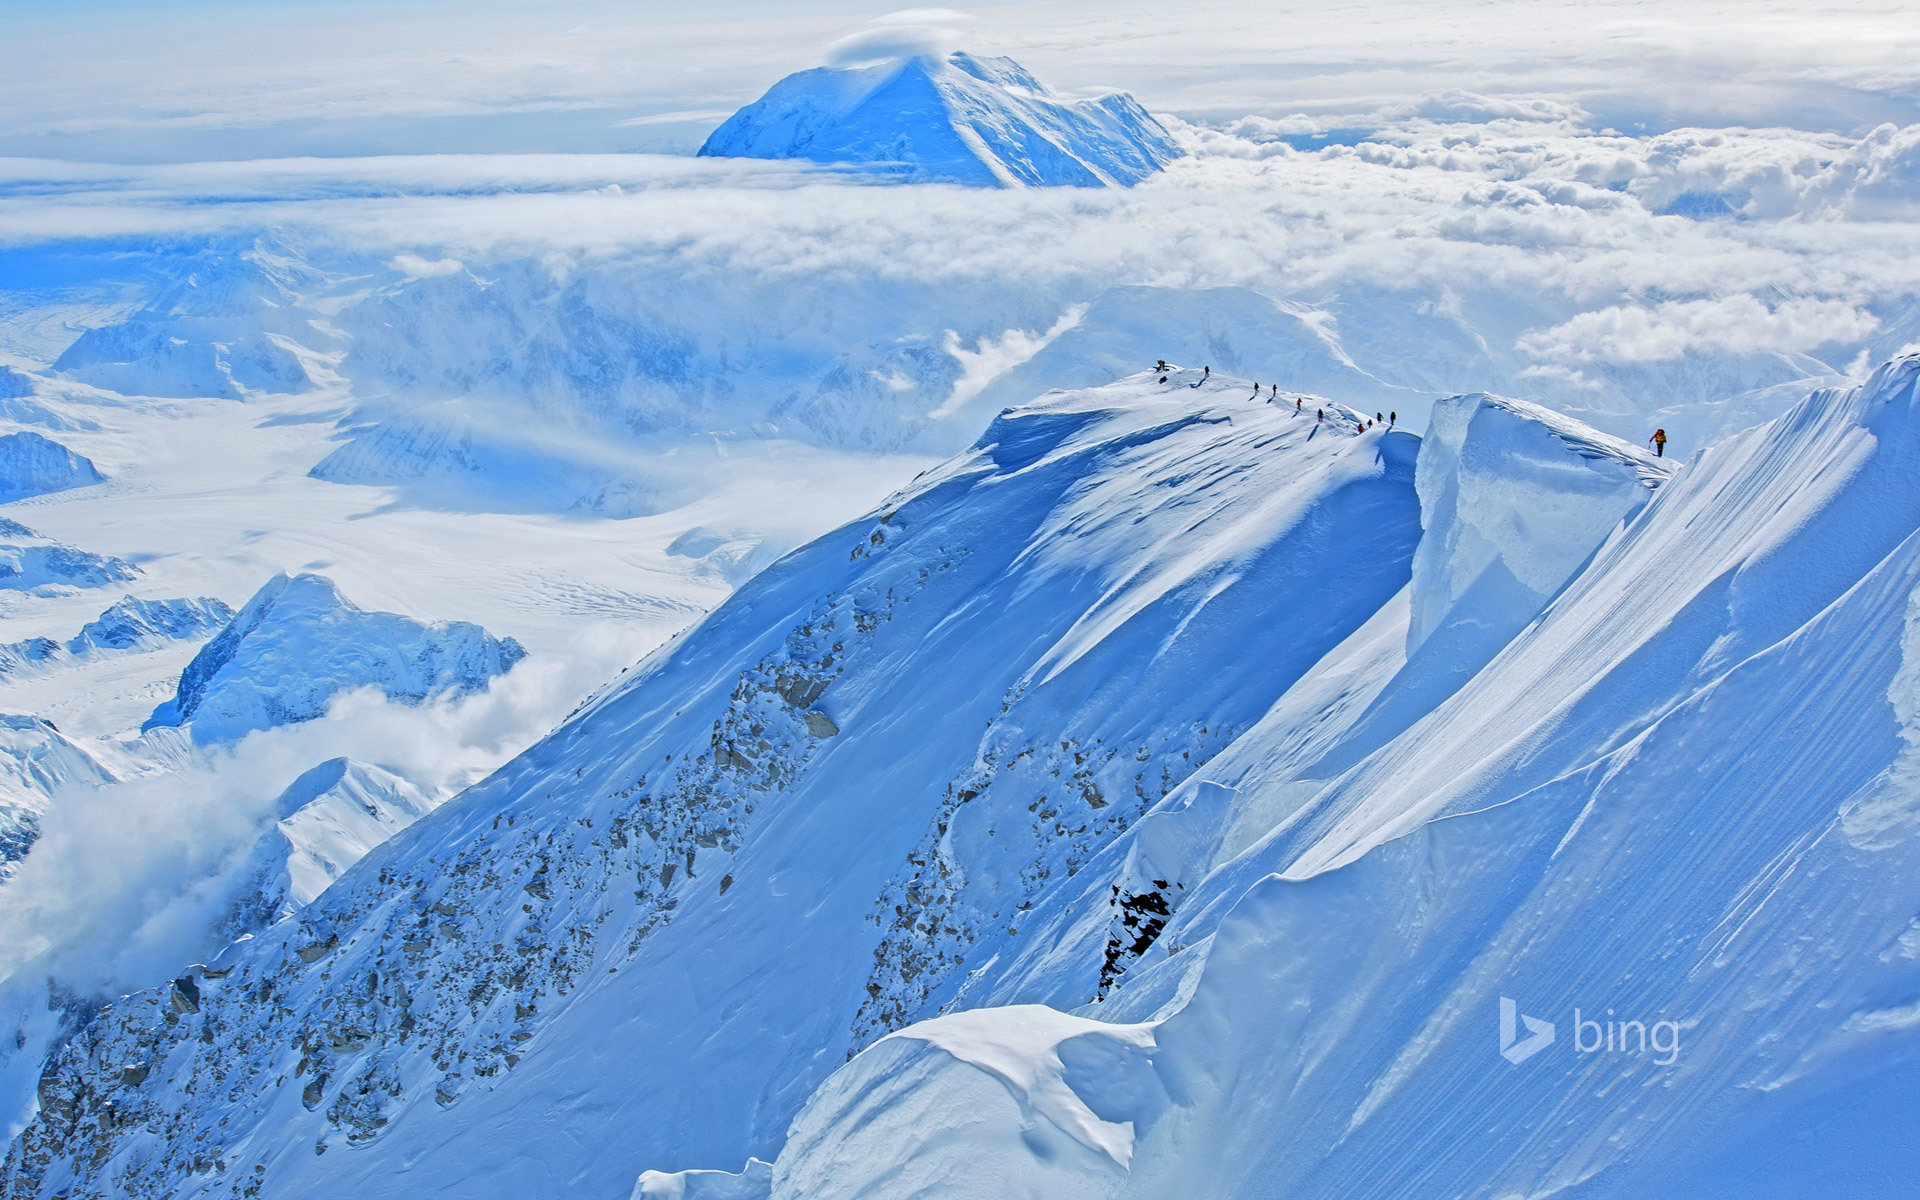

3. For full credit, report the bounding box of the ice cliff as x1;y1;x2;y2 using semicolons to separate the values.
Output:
700;53;1181;187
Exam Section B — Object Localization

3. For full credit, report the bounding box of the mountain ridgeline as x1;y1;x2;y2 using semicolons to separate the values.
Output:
10;359;1920;1198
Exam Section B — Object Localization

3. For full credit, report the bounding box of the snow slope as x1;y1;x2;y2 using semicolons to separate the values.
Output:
699;53;1180;188
731;355;1920;1198
144;573;526;743
14;354;1920;1199
5;369;1419;1197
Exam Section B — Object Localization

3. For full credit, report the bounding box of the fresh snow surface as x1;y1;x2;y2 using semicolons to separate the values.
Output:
0;433;105;503
699;53;1180;187
144;573;526;744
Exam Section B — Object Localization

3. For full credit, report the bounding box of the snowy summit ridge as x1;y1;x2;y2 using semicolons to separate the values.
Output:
699;52;1181;187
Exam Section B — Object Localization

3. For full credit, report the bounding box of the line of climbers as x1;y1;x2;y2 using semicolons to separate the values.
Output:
1153;360;1673;459
1152;360;1396;434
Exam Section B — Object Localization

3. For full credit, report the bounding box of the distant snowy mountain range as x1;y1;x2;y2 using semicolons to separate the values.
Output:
14;356;1920;1198
699;53;1181;187
145;572;525;744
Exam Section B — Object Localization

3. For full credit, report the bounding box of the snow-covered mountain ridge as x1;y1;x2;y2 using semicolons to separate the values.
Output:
702;355;1920;1198
4;369;1418;1195
11;357;1920;1198
699;53;1181;187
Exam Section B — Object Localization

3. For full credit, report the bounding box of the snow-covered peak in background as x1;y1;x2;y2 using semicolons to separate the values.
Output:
229;758;435;930
64;595;234;656
0;595;232;680
0;521;139;595
52;237;342;400
144;572;526;743
698;52;1181;187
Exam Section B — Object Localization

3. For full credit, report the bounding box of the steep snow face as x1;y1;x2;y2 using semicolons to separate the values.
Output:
52;239;336;400
750;356;1920;1199
700;53;1180;188
0;432;105;502
4;371;1419;1199
0;714;115;877
230;759;435;929
144;573;525;743
1406;390;1672;655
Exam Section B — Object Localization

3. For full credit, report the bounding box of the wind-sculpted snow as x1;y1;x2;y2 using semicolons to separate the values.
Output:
0;433;105;503
1;370;1421;1199
144;573;526;744
700;53;1180;188
739;355;1920;1199
1406;390;1671;655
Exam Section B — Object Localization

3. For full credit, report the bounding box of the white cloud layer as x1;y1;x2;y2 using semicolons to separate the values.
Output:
0;622;657;997
1518;296;1882;363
